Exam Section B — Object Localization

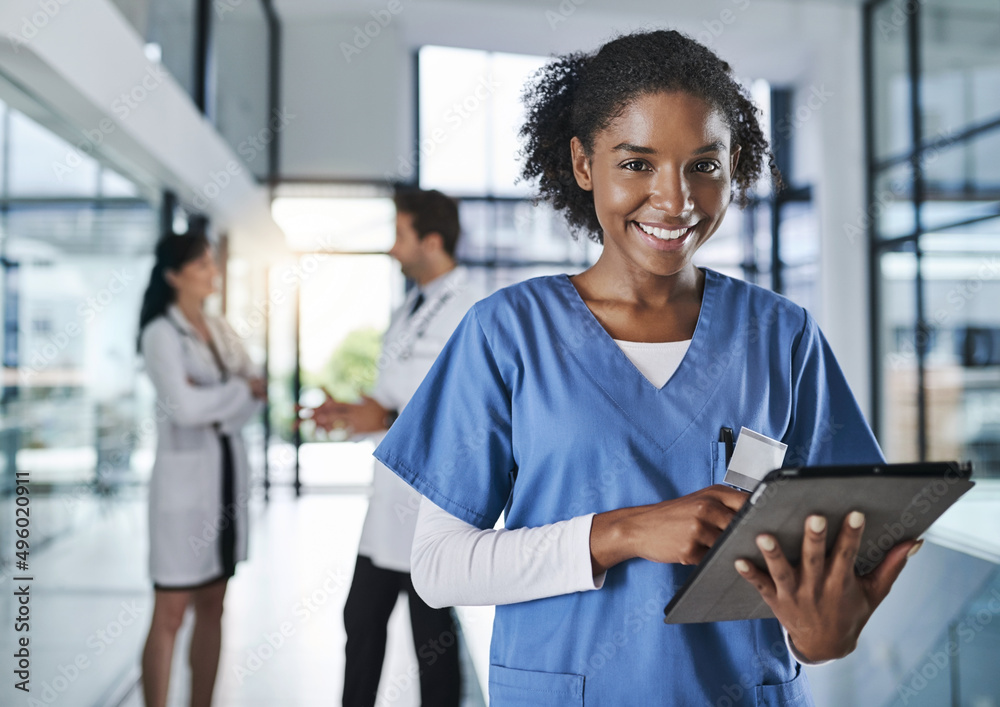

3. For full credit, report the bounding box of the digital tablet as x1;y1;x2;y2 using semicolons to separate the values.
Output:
663;462;975;624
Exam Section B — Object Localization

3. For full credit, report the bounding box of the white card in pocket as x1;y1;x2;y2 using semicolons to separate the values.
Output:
723;427;788;492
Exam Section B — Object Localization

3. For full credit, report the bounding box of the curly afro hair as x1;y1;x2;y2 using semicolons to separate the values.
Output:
519;29;779;244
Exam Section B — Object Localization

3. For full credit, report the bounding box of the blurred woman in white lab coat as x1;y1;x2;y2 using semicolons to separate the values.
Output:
137;227;265;707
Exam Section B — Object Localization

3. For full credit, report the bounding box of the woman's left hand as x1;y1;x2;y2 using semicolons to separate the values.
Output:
735;511;922;662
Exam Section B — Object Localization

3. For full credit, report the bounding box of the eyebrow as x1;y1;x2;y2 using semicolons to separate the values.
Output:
611;140;727;155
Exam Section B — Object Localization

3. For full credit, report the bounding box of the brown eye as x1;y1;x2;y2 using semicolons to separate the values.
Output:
621;160;648;172
694;161;720;173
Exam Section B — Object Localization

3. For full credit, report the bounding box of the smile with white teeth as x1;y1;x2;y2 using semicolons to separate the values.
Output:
636;222;692;240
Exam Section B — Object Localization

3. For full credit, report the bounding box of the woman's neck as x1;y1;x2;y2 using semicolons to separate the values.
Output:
174;294;206;329
569;250;705;343
574;255;702;309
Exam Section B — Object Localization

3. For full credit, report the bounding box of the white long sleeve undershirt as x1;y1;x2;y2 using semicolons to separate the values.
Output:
410;497;606;608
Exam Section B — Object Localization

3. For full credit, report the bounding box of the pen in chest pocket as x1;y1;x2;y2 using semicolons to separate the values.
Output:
719;427;735;468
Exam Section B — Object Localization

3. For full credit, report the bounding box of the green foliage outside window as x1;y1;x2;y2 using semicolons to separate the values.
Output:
271;327;384;443
305;327;382;401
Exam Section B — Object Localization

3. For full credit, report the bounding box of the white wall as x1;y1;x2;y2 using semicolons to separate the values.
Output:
281;16;406;180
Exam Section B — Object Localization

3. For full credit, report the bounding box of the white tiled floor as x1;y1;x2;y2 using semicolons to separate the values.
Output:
1;488;487;707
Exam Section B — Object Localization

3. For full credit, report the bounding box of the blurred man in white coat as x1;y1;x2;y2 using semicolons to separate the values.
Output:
307;189;479;706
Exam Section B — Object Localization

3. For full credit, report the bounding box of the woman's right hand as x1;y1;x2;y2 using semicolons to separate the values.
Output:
590;485;749;575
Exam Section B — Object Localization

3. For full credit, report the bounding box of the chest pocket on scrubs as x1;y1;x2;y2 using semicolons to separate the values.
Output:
711;441;729;485
489;665;584;706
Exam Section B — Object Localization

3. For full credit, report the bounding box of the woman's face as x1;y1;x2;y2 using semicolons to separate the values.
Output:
167;247;218;301
571;90;741;279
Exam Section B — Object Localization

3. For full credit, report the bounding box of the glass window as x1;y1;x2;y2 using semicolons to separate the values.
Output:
0;99;6;197
260;249;396;489
921;129;1000;234
0;95;158;501
878;248;921;463
778;201;820;269
7;111;100;197
874;164;916;240
920;238;1000;475
488;52;551;197
418;46;547;197
750;203;774;288
100;167;140;198
145;0;197;101
872;0;912;162
269;193;400;490
869;0;1000;472
271;196;396;253
6;204;158;486
920;0;1000;140
455;200;588;265
782;262;820;314
297;254;395;488
214;0;271;180
839;7;1000;706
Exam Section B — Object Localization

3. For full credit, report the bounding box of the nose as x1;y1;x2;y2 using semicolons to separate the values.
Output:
649;168;694;220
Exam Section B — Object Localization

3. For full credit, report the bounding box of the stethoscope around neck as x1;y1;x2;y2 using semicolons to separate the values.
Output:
396;287;457;361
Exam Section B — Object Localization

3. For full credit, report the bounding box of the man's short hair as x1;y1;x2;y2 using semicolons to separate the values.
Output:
393;188;461;258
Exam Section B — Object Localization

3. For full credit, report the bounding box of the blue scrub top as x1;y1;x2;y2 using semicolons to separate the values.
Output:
374;268;883;706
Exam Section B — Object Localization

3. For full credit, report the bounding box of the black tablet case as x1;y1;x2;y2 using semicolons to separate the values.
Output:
663;462;975;624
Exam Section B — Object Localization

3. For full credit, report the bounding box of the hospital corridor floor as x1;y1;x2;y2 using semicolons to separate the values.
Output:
0;487;487;707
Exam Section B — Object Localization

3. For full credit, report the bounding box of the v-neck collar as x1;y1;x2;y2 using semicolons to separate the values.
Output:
549;267;732;454
166;304;230;379
167;304;203;340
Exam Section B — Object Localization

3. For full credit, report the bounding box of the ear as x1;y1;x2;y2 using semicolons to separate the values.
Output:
730;144;742;177
163;268;179;289
420;232;445;254
570;136;593;192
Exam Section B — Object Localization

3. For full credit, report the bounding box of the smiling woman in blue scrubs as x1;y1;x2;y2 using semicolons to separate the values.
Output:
374;30;921;705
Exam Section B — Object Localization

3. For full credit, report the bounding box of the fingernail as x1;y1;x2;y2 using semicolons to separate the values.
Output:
808;515;827;533
848;511;865;529
906;539;924;558
735;559;750;573
757;535;776;552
